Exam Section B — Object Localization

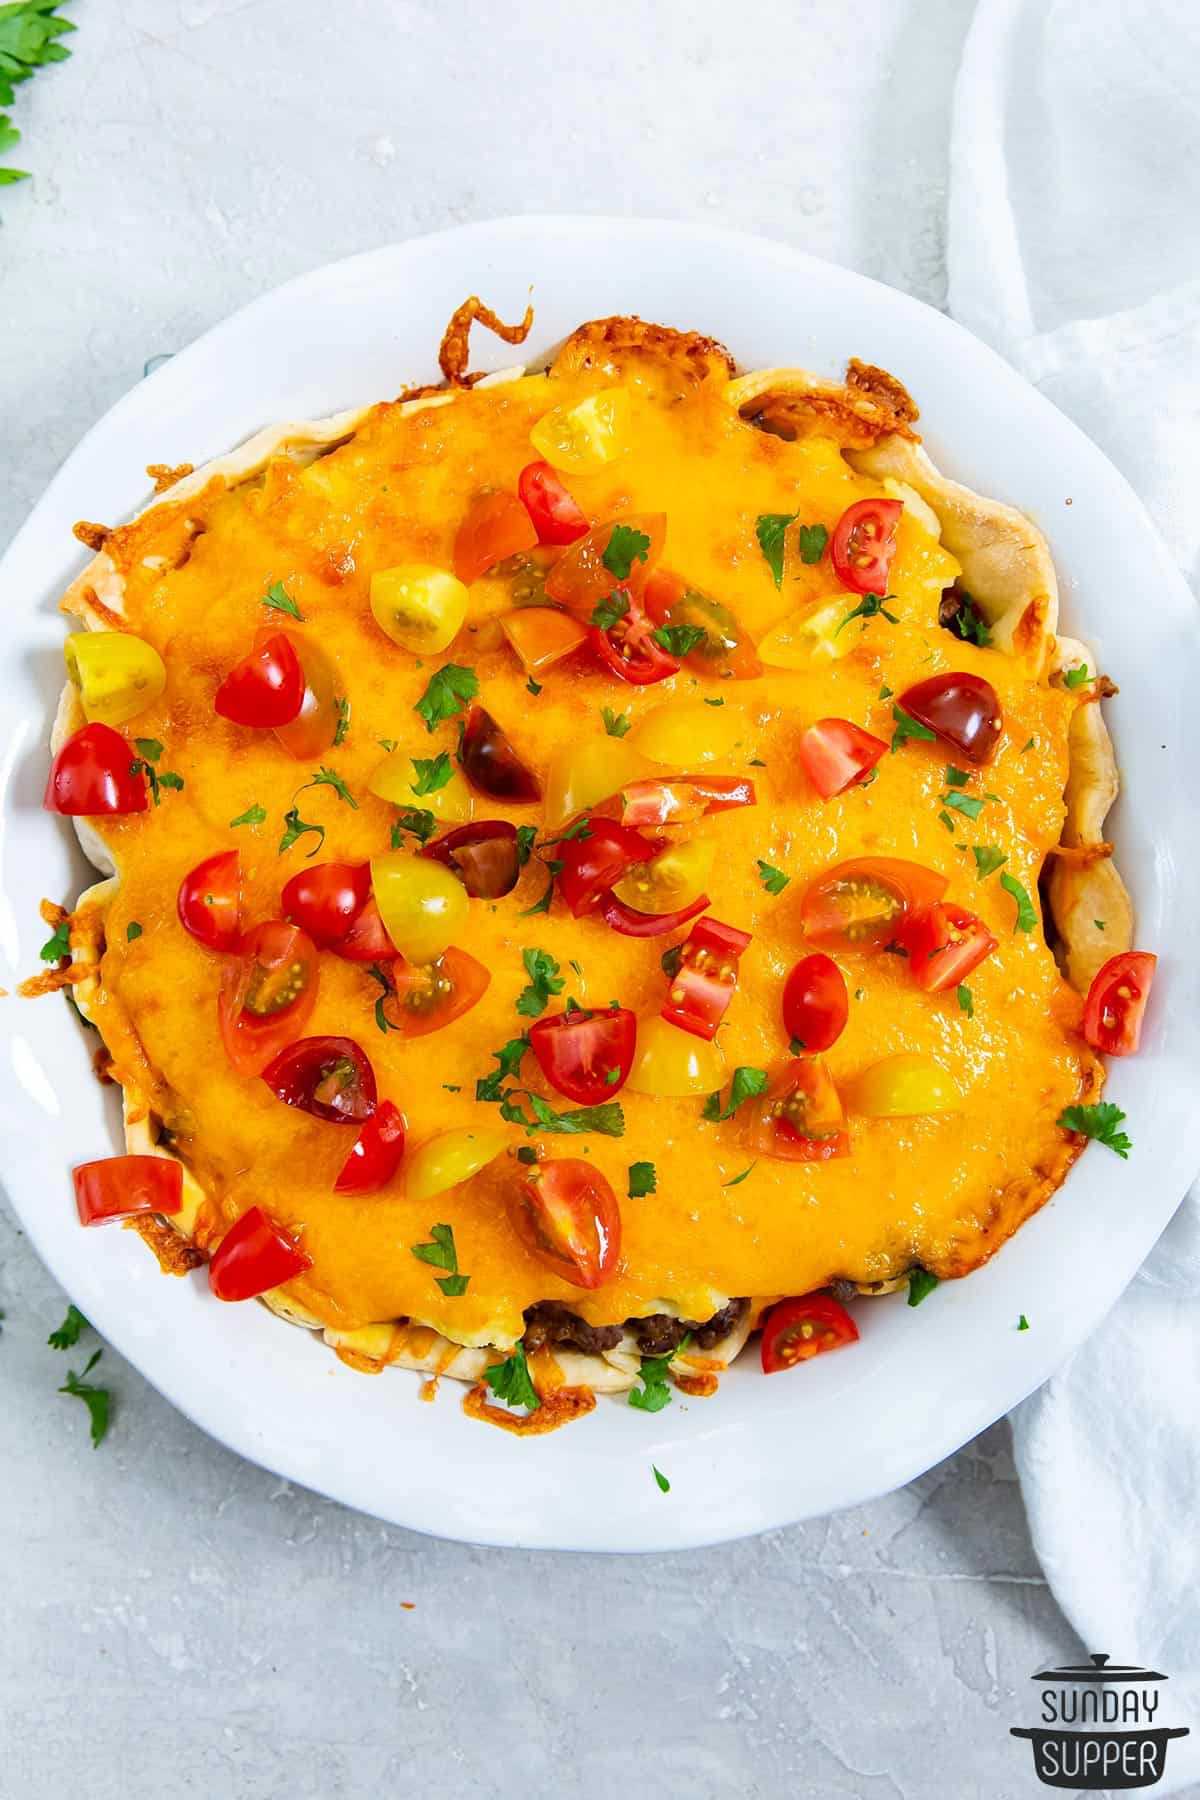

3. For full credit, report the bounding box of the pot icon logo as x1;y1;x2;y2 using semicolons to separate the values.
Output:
1011;1652;1189;1789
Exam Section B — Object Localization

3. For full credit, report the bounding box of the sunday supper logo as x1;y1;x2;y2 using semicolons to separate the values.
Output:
1010;1653;1189;1790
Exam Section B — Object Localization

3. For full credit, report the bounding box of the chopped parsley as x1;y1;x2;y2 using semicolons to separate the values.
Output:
957;983;974;1017
722;1162;756;1188
1020;736;1036;754
300;765;358;808
602;524;651;581
627;1161;656;1198
515;947;564;1019
755;511;798;589
263;579;303;620
945;766;970;788
788;1035;805;1056
837;591;898;635
278;806;325;857
590;589;630;631
879;682;894;700
519;865;559;917
652;623;707;658
970;844;1008;881
1000;870;1037;933
660;944;684;980
391;807;437;846
652;1465;671;1493
48;1305;88;1350
126;922;143;942
526;676;543;697
907;1268;939;1307
377;737;399;753
500;1094;625;1138
516;824;539;867
1018;1314;1030;1331
756;860;790;895
798;522;827;564
414;663;478;734
1063;663;1090;690
629;1336;690;1413
409;751;455;796
602;706;632;738
410;1223;470;1297
1058;1102;1132;1159
702;1066;768;1123
365;962;397;1035
131;738;183;806
942;790;986;821
59;1348;111;1448
333;695;351;746
949;590;991;647
485;1343;540;1412
890;705;936;752
1094;918;1106;932
704;696;724;707
39;920;70;963
230;803;267;828
476;1035;531;1102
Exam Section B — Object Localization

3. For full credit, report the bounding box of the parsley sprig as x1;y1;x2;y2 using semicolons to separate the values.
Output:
629;1335;691;1413
59;1347;111;1448
485;1343;540;1412
702;1067;768;1123
837;591;898;635
263;579;303;621
515;947;564;1018
48;1304;88;1350
755;511;798;589
414;663;478;734
411;1222;470;1296
131;738;184;806
602;524;651;581
0;3;76;187
1058;1102;1132;1159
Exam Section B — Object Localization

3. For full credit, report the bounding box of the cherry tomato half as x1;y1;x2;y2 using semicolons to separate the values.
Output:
375;946;491;1037
761;1293;859;1372
830;497;902;595
335;1100;407;1195
899;902;998;993
557;817;658;916
266;630;341;761
517;462;589;545
218;921;320;1076
798;718;888;799
897;672;1003;767
661;917;752;1041
454;490;539;585
644;569;762;681
600;889;710;938
178;850;242;953
73;1154;183;1226
214;633;305;728
613;776;756;829
529;1006;637;1103
745;1059;849;1162
423;821;521;898
208;1205;311;1302
335;895;397;963
500;607;589;676
543;513;666;614
44;722;149;816
781;953;848;1054
281;861;371;948
262;1034;378;1123
1083;951;1157;1056
589;588;681;686
459;704;541;802
509;1158;622;1290
801;857;948;956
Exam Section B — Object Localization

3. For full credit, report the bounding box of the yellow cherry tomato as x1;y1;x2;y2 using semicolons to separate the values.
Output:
366;752;472;822
628;698;747;766
850;1053;962;1118
627;1015;727;1098
614;836;715;912
64;631;166;726
406;1127;508;1206
543;737;661;828
369;850;470;963
369;563;468;654
758;599;853;667
529;389;631;473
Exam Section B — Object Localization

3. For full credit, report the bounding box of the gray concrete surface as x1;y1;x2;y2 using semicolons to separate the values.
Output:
0;3;1105;1795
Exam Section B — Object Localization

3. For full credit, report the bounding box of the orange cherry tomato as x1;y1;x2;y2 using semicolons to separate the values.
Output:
760;1294;859;1372
508;1158;622;1290
177;850;242;953
797;718;888;799
644;569;762;681
73;1154;183;1226
613;776;756;829
454;491;539;584
335;1100;407;1195
543;513;666;615
745;1058;849;1162
1083;951;1157;1056
500;607;588;675
517;462;589;545
801;857;948;955
375;946;491;1037
218;921;320;1076
830;497;902;594
899;902;998;993
44;722;149;816
214;633;305;728
208;1205;311;1301
781;953;848;1053
265;630;341;761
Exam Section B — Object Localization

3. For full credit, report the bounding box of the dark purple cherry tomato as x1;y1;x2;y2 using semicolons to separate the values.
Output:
896;672;1003;766
261;1035;378;1123
459;705;541;803
423;820;521;898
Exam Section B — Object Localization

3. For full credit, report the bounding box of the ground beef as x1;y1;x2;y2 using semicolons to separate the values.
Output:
630;1297;749;1357
522;1297;750;1359
522;1302;624;1356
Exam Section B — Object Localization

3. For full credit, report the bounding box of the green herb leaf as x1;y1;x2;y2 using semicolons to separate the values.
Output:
390;807;437;846
837;591;899;635
1020;736;1036;754
970;844;1007;881
652;623;707;658
722;1162;756;1188
525;676;543;698
798;522;827;565
944;766;970;789
627;1161;656;1198
414;663;478;734
1063;663;1090;690
756;860;789;895
949;590;992;647
519;867;558;916
333;696;351;746
1018;1314;1030;1331
364;962;399;1036
300;765;358;808
476;1035;531;1102
907;1268;939;1308
755;511;798;589
411;1222;470;1294
48;1304;88;1350
942;790;986;821
230;803;267;829
39;920;70;963
879;682;894;700
515;947;564;1018
126;921;143;942
134;737;163;764
660;944;684;980
59;1348;111;1448
890;704;937;752
263;579;303;620
702;1066;768;1123
485;1343;540;1412
409;751;455;796
1000;870;1037;933
652;1465;671;1493
602;524;651;581
278;806;325;857
602;706;632;738
590;589;630;631
629;1336;690;1413
1094;918;1106;931
957;983;974;1018
1058;1101;1132;1159
503;1093;625;1138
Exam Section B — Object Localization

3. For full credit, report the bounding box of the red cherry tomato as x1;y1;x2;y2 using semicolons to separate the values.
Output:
557;818;658;916
266;631;341;761
44;723;149;816
781;953;849;1053
262;1034;378;1123
644;569;762;681
761;1293;859;1372
73;1154;183;1226
423;821;521;898
459;704;541;802
335;1100;407;1195
829;497;902;595
600;889;710;938
214;633;305;728
801;857;948;956
374;946;491;1037
509;1158;621;1290
454;490;539;584
897;672;1003;766
217;921;320;1076
177;850;242;952
208;1204;311;1301
660;917;752;1041
543;514;666;614
528;1006;637;1104
899;902;998;993
517;462;589;545
1083;951;1157;1056
589;587;681;686
281;861;370;947
745;1059;850;1162
612;776;756;829
798;718;888;799
334;896;397;963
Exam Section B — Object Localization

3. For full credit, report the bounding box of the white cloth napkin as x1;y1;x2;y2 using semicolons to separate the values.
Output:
948;1;1200;1785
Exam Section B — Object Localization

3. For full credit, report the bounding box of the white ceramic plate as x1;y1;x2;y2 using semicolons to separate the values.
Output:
3;216;1198;1552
